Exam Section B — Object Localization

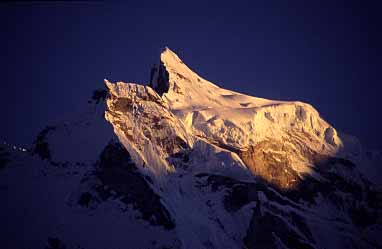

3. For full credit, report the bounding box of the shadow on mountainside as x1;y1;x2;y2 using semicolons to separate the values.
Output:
78;136;382;249
76;140;175;230
195;137;382;249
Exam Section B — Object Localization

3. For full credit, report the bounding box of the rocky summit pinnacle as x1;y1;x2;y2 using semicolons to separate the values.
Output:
1;48;381;249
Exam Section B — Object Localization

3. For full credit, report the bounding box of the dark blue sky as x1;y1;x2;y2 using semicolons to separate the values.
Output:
1;1;381;150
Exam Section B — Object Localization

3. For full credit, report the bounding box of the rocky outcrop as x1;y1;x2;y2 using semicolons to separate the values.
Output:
32;125;56;161
0;145;11;170
104;80;193;177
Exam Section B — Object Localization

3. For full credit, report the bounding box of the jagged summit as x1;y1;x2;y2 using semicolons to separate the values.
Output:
150;47;220;97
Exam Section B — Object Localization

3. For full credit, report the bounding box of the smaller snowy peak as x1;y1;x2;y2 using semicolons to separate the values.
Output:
29;90;113;166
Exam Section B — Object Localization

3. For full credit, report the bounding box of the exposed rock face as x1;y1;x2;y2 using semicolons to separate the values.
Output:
0;145;11;170
104;81;193;176
32;125;56;161
90;89;107;104
150;61;170;96
90;141;175;230
240;140;302;191
244;205;315;249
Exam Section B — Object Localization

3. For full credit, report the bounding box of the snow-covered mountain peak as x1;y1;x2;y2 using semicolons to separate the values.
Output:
103;48;362;185
2;48;381;249
102;51;382;247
